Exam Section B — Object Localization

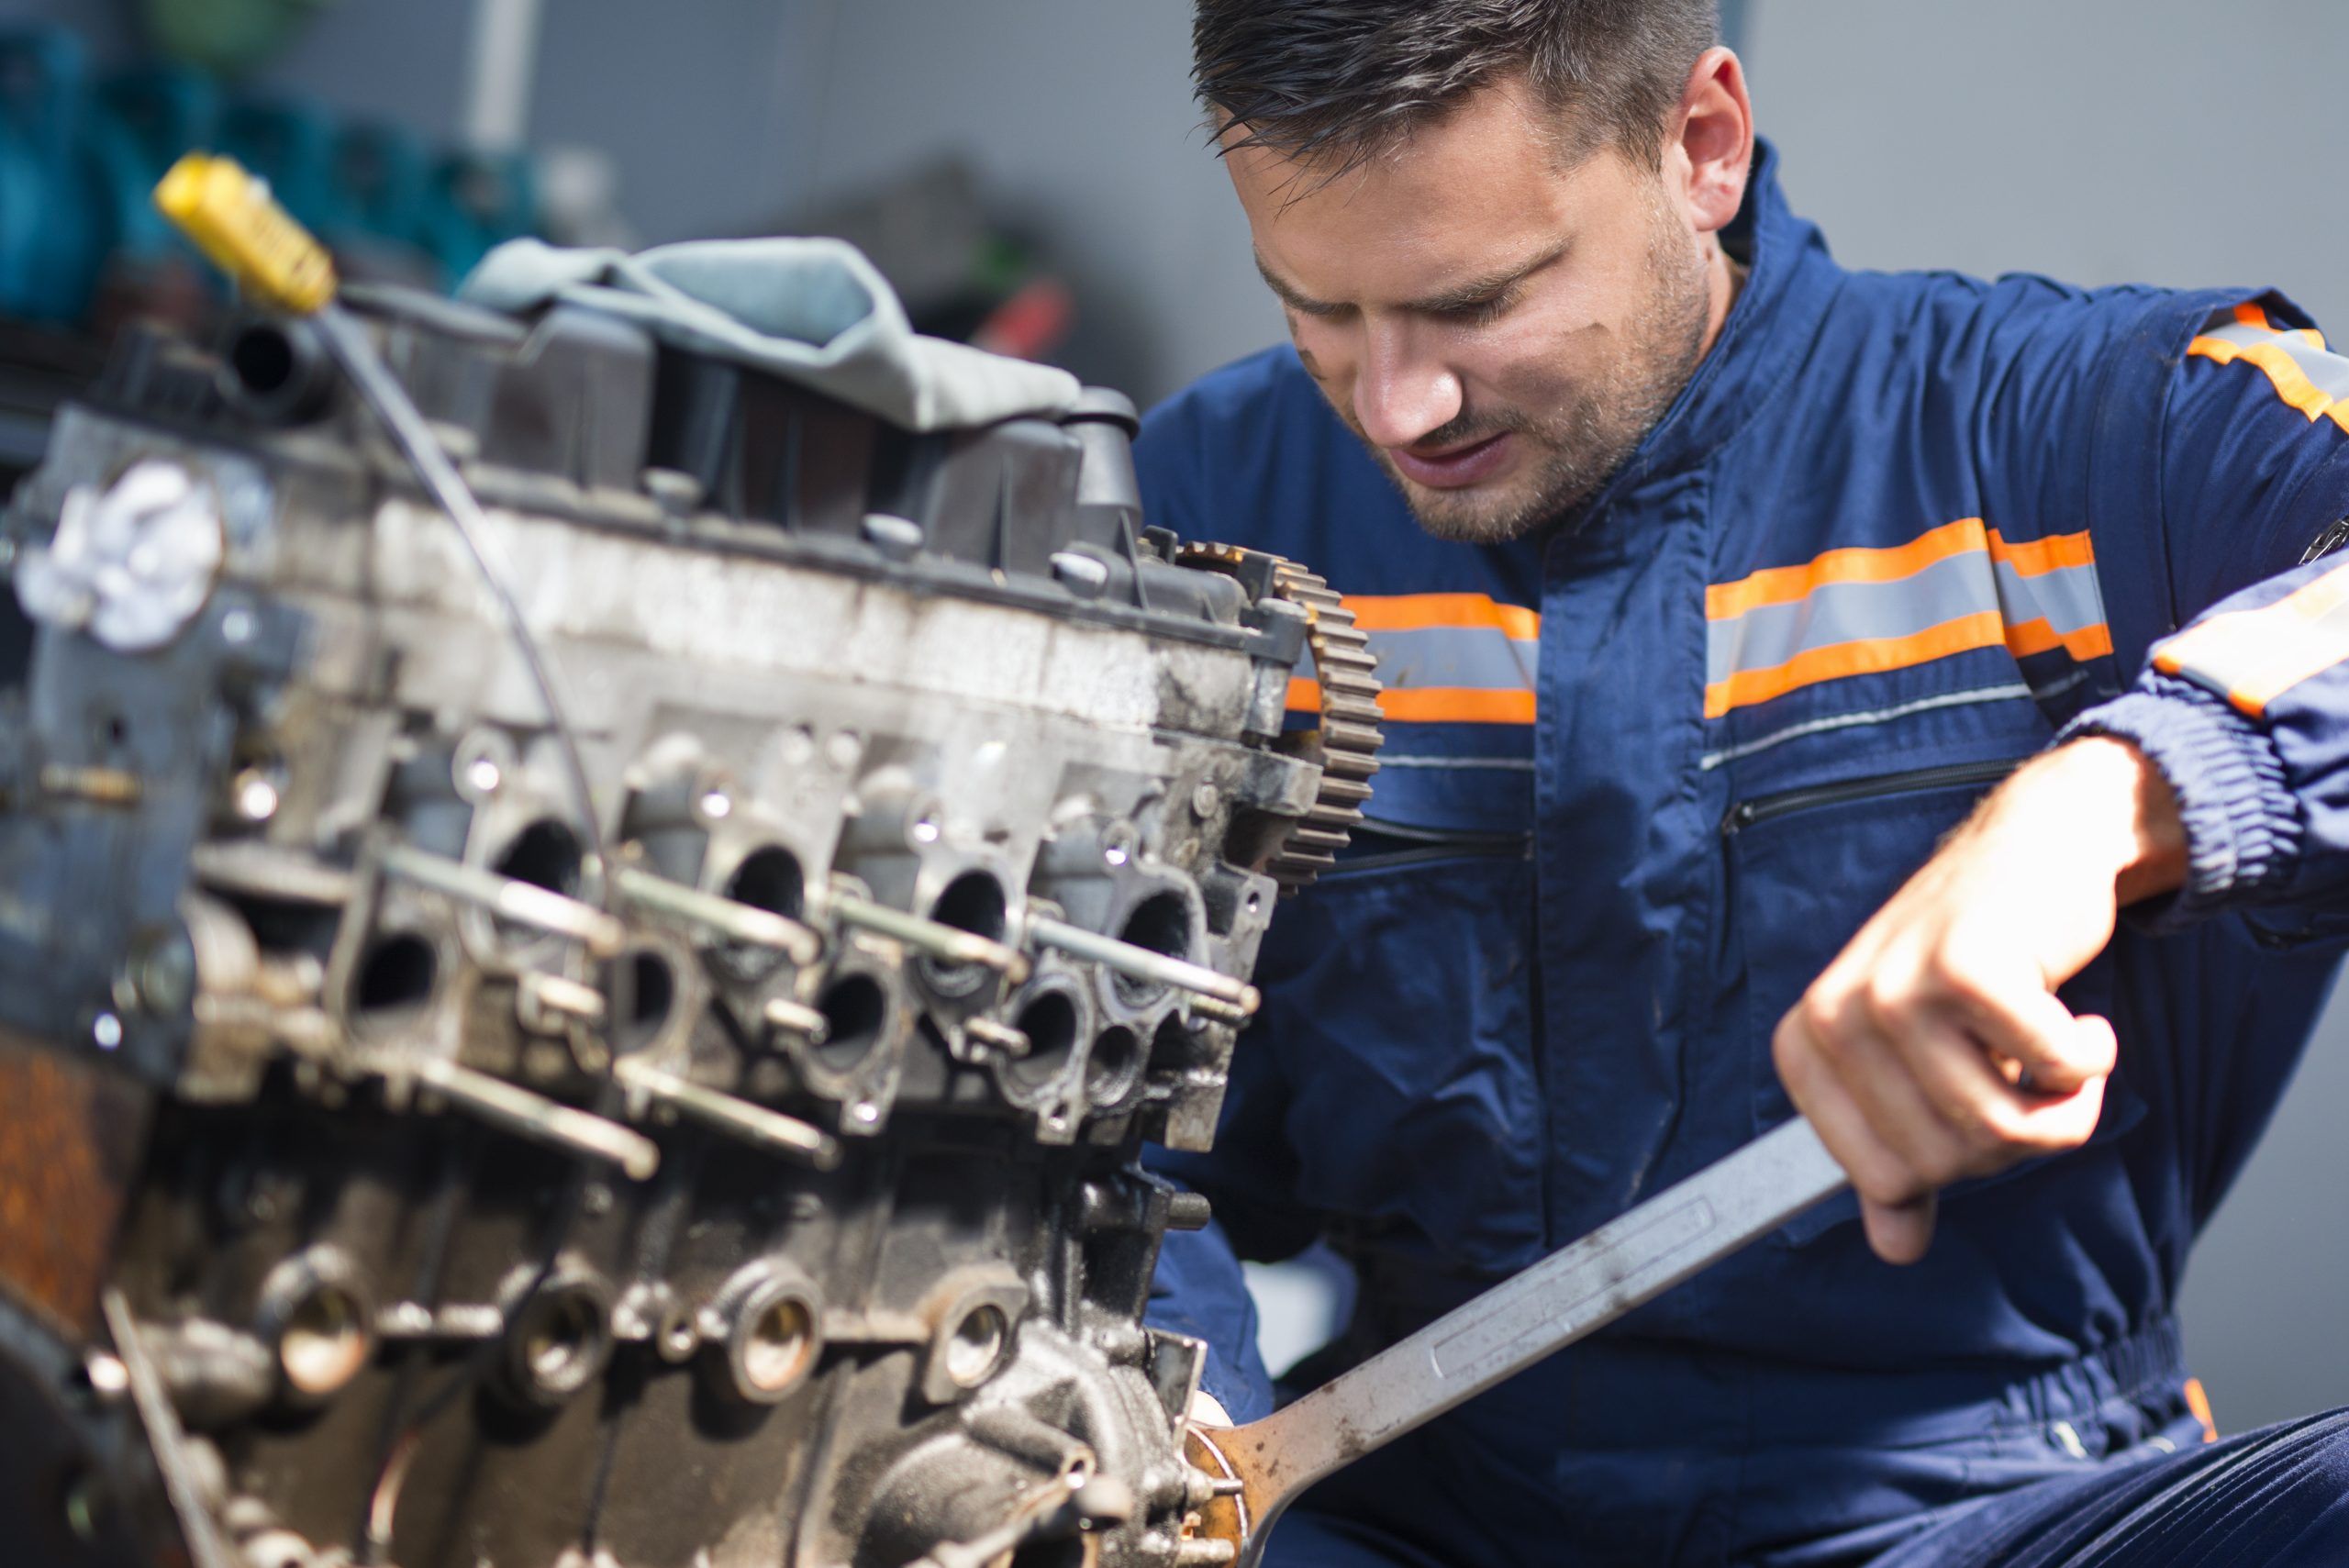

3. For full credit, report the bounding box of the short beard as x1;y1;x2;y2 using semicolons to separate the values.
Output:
1374;207;1713;546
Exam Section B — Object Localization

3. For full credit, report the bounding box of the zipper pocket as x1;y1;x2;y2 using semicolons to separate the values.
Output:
1720;757;2020;839
1328;817;1534;875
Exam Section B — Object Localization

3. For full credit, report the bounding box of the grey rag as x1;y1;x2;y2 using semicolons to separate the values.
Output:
459;236;1081;432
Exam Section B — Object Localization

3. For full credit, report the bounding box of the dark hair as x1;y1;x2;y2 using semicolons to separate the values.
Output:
1193;0;1719;176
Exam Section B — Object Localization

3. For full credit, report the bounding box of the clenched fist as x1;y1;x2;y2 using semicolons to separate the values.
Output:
1771;737;2189;1264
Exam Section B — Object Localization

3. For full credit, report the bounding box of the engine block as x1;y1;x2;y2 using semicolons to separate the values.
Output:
0;285;1375;1568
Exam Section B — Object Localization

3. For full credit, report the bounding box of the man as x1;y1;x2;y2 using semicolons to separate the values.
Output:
1136;4;2349;1564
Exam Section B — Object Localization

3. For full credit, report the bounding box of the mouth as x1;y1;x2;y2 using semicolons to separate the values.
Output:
1386;431;1514;491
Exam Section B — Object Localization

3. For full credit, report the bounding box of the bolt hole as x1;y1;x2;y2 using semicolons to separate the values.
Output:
944;1305;1007;1389
229;324;297;397
738;1294;816;1396
508;1282;608;1404
278;1283;369;1397
814;974;888;1072
352;933;436;1018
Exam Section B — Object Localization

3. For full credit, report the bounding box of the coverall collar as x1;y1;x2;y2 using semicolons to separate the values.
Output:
1586;137;1842;511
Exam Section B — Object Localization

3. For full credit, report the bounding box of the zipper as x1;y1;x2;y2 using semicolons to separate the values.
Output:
1328;817;1533;874
1719;757;2020;839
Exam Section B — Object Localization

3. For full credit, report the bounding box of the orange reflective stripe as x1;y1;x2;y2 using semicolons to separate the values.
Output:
1706;518;1988;620
1704;611;2009;719
2184;1377;2219;1444
1340;593;1540;639
1286;677;1533;724
2188;334;2349;434
2154;556;2349;717
1378;686;1537;723
2003;617;2115;661
1987;528;2097;577
2224;300;2324;348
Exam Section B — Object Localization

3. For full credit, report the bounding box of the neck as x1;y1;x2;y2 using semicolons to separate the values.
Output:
1697;236;1743;362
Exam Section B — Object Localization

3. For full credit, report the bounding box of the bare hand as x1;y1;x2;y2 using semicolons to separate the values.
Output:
1770;738;2187;1263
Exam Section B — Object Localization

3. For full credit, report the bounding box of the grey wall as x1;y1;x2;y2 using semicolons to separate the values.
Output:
1743;0;2349;1433
787;0;1283;404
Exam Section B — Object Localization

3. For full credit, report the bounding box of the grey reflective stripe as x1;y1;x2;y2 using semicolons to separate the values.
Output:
2199;319;2349;404
1378;753;1538;772
1296;625;1537;694
1362;623;1537;690
1707;544;2107;688
1996;555;2105;639
1698;683;2034;770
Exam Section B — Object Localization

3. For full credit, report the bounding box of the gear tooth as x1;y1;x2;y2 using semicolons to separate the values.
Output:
1187;549;1385;893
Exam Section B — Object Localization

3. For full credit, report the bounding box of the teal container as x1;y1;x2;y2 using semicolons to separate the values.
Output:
0;28;111;323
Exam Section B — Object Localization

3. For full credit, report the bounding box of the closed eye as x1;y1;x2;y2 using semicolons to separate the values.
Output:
1432;288;1518;328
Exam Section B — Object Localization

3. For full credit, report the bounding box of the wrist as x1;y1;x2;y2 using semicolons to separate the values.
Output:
1989;738;2188;904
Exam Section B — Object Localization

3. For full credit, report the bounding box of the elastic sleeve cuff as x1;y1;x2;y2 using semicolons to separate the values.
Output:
2059;673;2302;929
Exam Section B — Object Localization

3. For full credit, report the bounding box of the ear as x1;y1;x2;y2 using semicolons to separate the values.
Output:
1669;46;1753;237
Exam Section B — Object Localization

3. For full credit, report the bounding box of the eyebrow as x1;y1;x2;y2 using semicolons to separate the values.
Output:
1253;242;1569;318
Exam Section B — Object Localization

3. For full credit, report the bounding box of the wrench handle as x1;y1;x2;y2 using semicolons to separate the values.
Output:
1204;1117;1849;1566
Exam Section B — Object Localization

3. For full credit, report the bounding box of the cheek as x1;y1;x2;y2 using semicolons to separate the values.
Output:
1463;311;1609;406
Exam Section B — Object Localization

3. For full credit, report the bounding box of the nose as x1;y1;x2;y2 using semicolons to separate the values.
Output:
1352;328;1464;450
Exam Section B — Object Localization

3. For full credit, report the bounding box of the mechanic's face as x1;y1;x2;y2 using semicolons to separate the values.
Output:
1224;72;1731;543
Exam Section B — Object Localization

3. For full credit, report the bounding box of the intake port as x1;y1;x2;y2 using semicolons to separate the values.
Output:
715;845;807;981
1007;989;1080;1090
918;870;1008;998
1112;891;1194;1004
611;948;678;1054
487;817;593;952
351;932;436;1029
1084;1026;1141;1107
814;973;889;1073
495;818;584;897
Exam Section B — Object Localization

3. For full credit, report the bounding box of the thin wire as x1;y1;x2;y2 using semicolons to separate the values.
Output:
312;306;606;873
315;301;643;1561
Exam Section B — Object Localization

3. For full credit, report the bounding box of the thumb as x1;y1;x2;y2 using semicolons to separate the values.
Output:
1862;1192;1936;1266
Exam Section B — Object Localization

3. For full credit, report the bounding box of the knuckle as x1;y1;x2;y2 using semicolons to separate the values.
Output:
1793;995;1842;1056
1972;1097;2028;1148
1858;974;1909;1031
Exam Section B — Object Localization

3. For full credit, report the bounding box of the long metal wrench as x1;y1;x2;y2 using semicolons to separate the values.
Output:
1187;1115;1849;1567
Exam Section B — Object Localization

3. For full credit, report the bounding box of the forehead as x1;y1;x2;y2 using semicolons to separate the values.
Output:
1223;78;1613;301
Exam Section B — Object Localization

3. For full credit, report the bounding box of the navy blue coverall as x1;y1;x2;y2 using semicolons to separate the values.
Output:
1135;142;2349;1565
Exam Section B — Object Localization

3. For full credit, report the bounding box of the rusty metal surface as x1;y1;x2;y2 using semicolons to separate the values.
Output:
0;1030;151;1340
